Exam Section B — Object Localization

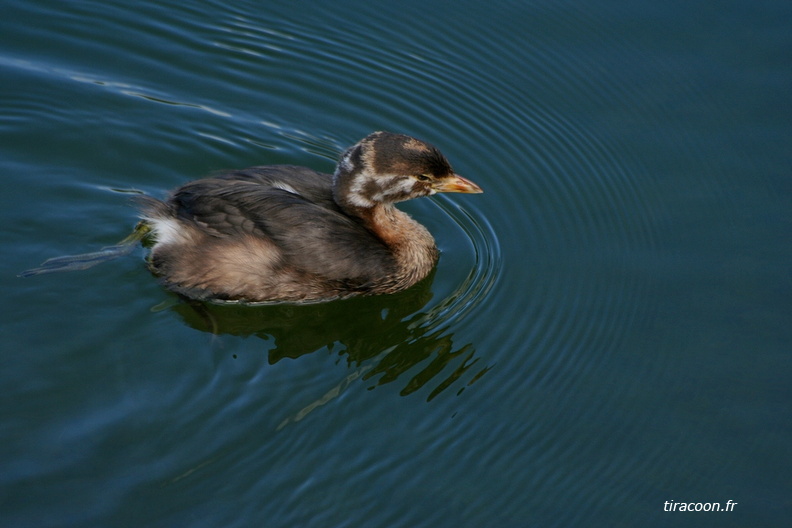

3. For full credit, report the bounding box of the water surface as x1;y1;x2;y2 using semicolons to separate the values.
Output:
2;1;790;527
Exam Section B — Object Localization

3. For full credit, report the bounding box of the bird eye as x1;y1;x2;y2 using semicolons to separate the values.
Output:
416;174;431;182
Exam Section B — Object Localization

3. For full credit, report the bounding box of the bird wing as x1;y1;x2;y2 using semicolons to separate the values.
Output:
169;170;397;284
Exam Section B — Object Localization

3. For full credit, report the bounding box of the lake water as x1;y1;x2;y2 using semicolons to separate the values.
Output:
2;1;790;526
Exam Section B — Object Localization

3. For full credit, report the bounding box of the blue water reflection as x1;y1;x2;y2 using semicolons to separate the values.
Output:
2;0;790;526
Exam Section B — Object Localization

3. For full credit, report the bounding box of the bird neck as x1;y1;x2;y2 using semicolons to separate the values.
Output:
357;204;439;281
333;166;438;280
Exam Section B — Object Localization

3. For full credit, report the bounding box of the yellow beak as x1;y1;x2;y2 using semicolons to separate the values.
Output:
433;173;484;194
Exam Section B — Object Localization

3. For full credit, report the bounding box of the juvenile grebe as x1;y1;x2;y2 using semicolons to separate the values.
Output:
22;132;482;302
140;132;482;303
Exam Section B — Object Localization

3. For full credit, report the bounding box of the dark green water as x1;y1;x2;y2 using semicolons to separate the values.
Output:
2;1;790;526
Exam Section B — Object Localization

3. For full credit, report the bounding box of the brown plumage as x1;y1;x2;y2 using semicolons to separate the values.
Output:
138;131;483;303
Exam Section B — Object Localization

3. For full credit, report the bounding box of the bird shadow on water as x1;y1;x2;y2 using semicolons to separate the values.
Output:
166;269;492;426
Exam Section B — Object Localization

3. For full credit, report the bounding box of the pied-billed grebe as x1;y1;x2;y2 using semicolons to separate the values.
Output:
138;132;482;303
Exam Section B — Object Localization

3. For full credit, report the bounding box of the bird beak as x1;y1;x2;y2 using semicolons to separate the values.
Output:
433;173;483;194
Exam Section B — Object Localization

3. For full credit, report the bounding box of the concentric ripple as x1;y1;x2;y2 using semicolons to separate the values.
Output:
59;3;661;405
8;0;658;451
201;8;661;417
6;0;661;409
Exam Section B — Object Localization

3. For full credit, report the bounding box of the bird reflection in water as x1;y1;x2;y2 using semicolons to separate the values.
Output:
169;268;491;419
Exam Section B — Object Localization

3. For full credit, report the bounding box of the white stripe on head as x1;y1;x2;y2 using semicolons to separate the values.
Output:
348;174;376;207
370;175;414;202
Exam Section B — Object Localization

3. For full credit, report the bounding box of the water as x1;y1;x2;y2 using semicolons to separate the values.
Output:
2;1;790;526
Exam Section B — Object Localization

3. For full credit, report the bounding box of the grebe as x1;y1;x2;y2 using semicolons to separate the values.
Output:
24;132;483;303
